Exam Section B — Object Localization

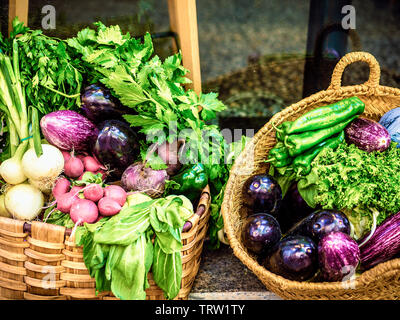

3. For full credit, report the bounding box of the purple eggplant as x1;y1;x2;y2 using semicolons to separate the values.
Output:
40;110;98;152
278;183;314;233
81;84;135;124
285;210;351;242
241;213;282;256
318;231;360;281
360;211;400;270
93;120;140;180
345;117;391;152
264;235;318;281
244;174;282;216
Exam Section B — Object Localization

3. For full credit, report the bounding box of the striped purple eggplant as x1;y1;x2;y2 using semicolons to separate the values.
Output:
345;117;391;152
359;211;400;270
40;110;98;152
318;232;360;282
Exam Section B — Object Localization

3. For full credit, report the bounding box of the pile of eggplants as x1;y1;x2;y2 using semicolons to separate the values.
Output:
40;85;144;182
241;174;361;282
40;84;189;196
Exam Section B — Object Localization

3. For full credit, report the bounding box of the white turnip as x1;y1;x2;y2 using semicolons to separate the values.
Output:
0;194;11;218
83;183;104;202
0;142;28;185
103;185;127;206
64;156;84;179
70;198;98;224
0;157;27;185
5;184;44;221
98;197;122;216
21;144;64;188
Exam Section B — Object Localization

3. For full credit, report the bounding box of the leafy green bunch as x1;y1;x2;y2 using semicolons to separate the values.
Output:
75;195;193;300
0;18;84;116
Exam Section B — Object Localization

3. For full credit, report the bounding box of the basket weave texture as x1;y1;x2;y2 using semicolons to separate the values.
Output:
0;186;211;300
221;52;400;300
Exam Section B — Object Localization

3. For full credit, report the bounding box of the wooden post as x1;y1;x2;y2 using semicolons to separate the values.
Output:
8;0;29;33
168;0;202;95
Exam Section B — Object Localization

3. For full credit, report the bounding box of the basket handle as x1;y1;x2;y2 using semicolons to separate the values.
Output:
328;51;381;90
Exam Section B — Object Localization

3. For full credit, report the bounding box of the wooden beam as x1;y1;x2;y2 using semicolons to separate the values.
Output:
8;0;29;33
168;0;202;95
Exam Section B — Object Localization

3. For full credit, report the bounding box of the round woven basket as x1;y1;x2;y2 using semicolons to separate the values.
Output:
221;51;400;300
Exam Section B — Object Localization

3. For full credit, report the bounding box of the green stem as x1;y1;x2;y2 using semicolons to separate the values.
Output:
6;117;18;157
41;84;81;99
271;121;283;133
13;140;28;161
30;106;43;157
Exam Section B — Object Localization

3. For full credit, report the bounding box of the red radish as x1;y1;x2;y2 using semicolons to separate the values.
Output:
61;151;71;163
83;183;104;202
103;185;127;206
52;177;71;199
98;197;122;216
70;185;84;195
82;156;105;173
56;192;79;213
64;156;84;178
70;198;98;224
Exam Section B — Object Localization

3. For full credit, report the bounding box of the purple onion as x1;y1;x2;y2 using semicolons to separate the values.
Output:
318;232;360;282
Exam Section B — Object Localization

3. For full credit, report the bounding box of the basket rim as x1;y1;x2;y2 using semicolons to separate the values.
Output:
221;52;400;295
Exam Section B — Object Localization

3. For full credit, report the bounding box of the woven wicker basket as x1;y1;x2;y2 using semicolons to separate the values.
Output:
0;186;211;300
221;51;400;300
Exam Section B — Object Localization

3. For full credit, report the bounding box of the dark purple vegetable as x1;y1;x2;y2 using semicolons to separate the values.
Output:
285;210;350;242
92;120;140;180
241;213;282;256
40;110;98;152
245;174;282;216
81;84;135;124
278;183;314;233
345;117;391;152
121;162;169;198
264;235;318;281
318;231;360;282
359;211;400;270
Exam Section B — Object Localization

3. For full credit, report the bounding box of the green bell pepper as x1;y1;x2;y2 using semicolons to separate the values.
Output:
172;163;208;201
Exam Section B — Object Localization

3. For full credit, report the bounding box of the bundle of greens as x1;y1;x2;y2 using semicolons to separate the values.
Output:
75;195;193;300
284;141;400;240
0;19;84;115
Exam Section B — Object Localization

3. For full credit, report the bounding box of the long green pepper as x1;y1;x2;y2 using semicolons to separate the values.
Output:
284;116;356;157
293;130;345;176
281;97;365;136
